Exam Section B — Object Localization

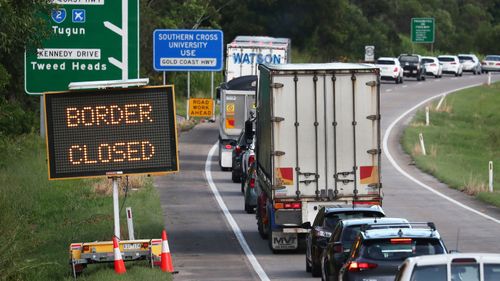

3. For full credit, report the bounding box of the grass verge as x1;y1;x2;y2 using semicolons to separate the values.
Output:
401;82;500;206
0;134;171;281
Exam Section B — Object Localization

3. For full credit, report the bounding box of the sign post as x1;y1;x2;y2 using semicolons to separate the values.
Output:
364;45;375;62
25;0;139;94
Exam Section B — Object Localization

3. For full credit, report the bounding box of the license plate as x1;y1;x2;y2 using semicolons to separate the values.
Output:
271;232;298;250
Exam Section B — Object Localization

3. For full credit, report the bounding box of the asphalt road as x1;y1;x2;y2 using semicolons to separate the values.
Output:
155;72;500;281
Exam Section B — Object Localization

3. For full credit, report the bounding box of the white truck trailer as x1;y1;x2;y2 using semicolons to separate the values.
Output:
218;36;291;170
225;36;291;82
254;63;383;252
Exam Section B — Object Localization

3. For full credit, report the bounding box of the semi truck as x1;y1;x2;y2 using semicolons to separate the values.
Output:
218;36;291;170
254;63;383;252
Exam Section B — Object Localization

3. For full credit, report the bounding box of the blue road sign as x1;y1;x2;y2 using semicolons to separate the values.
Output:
72;9;86;23
51;8;67;24
153;29;223;71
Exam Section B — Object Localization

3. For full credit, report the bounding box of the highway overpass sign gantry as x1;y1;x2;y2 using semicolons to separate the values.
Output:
24;0;139;94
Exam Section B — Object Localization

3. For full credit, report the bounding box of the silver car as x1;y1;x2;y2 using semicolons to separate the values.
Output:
458;54;482;75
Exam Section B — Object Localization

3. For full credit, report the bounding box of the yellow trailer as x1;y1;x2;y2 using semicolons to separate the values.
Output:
69;238;162;277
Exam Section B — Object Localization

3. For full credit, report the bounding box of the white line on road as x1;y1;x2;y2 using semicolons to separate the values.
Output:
386;89;393;92
383;83;500;225
205;143;270;281
402;85;408;88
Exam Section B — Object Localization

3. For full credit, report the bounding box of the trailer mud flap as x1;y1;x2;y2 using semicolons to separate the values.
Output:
271;232;298;250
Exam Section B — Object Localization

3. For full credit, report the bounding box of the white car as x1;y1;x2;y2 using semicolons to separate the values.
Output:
395;253;500;281
422;56;443;78
376;57;404;83
438;55;463;76
481;55;500;73
458;54;482;75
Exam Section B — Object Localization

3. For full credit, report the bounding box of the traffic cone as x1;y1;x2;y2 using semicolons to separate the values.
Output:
161;230;174;272
113;236;126;274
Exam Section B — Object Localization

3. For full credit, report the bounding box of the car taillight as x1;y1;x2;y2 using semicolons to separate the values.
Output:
274;201;301;209
496;63;500;66
248;155;255;166
83;245;90;252
390;238;412;244
393;67;398;72
235;146;241;154
333;244;343;253
430;63;436;66
348;261;378;272
142;242;149;249
451;62;456;65
225;144;232;149
249;177;255;188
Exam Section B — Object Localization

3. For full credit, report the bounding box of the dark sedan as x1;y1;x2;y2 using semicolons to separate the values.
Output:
303;205;385;277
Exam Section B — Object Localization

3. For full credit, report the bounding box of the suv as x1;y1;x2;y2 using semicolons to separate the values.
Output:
338;222;447;281
394;253;500;281
320;217;408;281
303;205;386;277
376;57;404;84
438;55;463;76
458;54;482;75
398;54;426;81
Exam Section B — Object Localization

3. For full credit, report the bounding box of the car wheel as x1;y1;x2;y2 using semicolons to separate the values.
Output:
417;75;421;81
395;77;399;84
232;170;240;183
241;178;245;193
306;254;312;272
245;203;254;214
422;75;426;81
311;256;322;277
455;72;459;77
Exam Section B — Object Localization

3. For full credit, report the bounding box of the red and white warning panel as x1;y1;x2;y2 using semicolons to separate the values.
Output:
44;85;179;179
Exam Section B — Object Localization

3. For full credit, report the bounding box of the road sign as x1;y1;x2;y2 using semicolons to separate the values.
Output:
44;86;178;179
25;0;139;95
153;29;223;71
365;45;375;62
411;18;435;43
189;98;213;117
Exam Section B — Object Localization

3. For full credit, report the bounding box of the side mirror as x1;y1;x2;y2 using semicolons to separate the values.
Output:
216;87;221;101
301;222;312;229
244;120;254;142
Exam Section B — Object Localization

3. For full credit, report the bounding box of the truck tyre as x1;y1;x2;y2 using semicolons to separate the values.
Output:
257;206;268;239
232;170;241;183
245;203;254;214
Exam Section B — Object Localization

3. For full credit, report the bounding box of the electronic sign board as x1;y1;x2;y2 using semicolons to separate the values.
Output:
44;86;178;179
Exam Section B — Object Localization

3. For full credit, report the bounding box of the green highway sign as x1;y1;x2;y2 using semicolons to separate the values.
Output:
25;0;139;95
411;18;435;43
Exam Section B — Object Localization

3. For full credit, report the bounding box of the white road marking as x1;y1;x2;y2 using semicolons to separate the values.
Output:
402;85;408;88
383;83;500;225
386;89;393;92
205;143;270;281
417;82;423;85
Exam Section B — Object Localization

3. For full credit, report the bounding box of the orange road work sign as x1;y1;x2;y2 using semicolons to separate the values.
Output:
189;98;213;117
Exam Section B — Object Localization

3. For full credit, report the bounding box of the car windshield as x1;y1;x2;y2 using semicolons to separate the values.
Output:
438;57;455;62
485;56;500;61
324;211;383;229
484;264;500;281
458;56;473;62
422;58;434;64
361;238;445;261
399;56;418;62
377;60;395;65
410;264;446;281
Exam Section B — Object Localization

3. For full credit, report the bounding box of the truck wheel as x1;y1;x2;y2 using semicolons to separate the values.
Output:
245;203;254;214
232;170;240;183
257;207;268;239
